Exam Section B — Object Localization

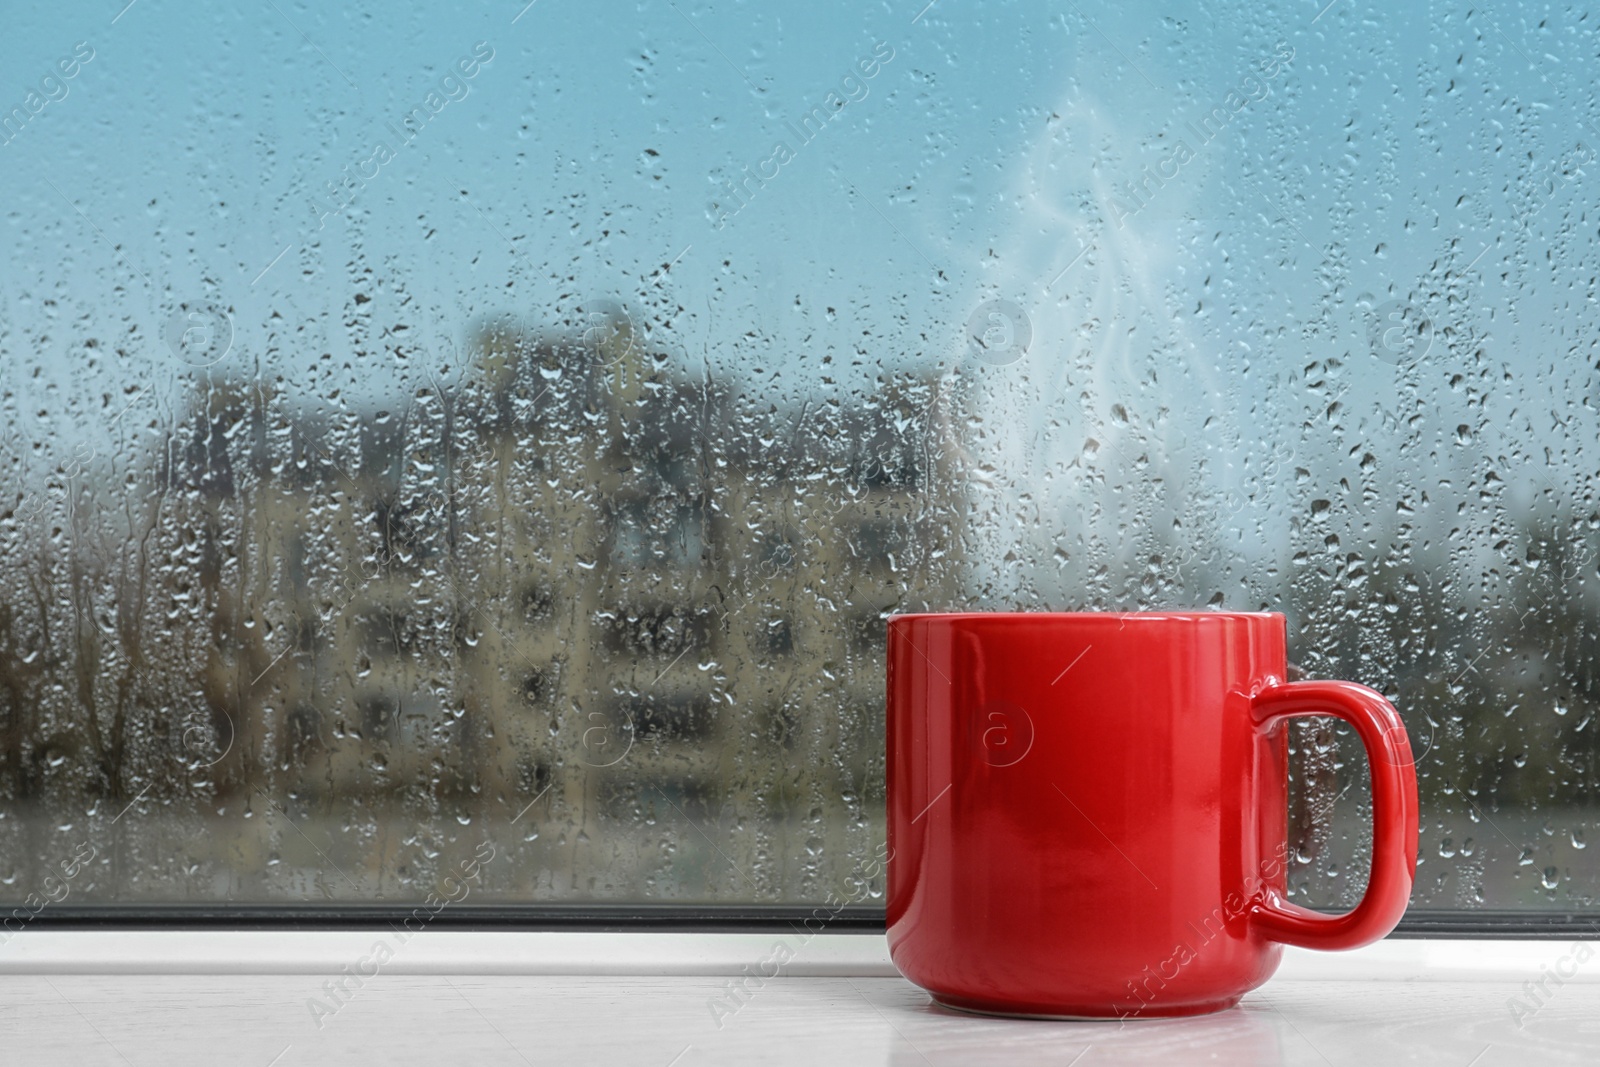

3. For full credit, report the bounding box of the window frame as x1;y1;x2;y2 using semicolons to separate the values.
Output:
11;906;1596;939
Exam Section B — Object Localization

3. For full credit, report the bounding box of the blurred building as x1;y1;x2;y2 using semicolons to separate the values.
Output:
2;313;1597;910
142;313;965;899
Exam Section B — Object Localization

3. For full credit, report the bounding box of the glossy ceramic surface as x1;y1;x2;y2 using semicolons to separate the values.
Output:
886;612;1418;1019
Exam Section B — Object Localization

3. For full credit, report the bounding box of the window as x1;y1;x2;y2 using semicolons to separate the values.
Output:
0;0;1595;933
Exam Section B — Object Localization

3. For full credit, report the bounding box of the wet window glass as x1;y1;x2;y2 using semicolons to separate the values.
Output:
0;0;1595;919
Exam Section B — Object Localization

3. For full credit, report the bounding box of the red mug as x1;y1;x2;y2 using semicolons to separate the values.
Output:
886;611;1418;1018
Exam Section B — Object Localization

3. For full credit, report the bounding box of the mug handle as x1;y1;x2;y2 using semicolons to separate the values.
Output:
1247;679;1419;950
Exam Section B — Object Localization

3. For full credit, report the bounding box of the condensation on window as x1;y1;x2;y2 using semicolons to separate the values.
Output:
0;0;1595;912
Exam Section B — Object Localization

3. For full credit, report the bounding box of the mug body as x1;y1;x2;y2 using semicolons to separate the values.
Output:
887;611;1291;1018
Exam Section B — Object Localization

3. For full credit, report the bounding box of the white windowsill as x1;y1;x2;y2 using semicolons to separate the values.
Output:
0;930;1595;979
5;936;1597;1064
0;930;898;975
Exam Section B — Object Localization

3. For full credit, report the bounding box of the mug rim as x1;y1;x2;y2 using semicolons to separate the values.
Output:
888;610;1284;623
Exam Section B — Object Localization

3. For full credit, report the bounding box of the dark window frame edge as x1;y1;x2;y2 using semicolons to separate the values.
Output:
7;906;1599;939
